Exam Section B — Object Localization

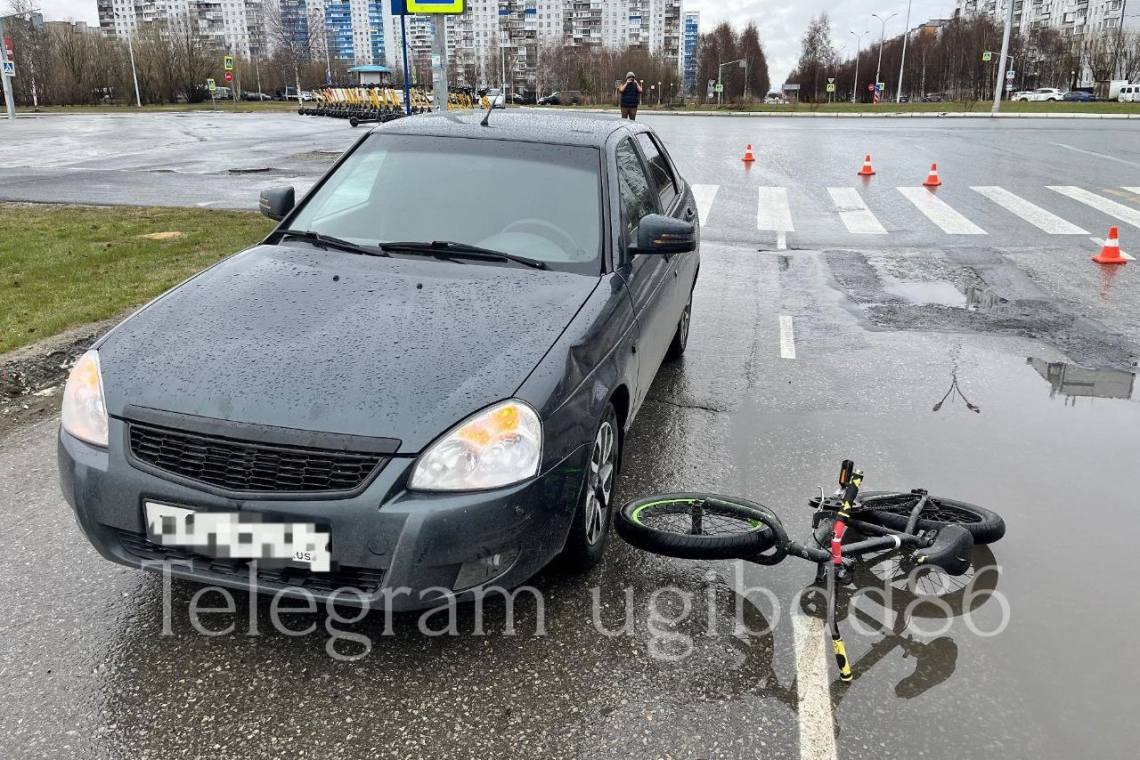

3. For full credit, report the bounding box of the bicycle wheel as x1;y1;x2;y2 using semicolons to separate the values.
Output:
857;491;1006;545
615;493;784;560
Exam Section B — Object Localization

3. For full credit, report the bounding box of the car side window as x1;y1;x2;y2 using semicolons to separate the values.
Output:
615;138;658;250
635;133;678;210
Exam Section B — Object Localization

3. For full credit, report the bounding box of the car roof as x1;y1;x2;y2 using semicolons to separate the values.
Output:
376;111;639;147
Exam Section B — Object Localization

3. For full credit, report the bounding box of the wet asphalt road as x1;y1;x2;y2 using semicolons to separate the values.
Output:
2;113;1140;759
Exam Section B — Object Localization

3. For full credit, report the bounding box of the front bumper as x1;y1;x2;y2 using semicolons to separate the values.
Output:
58;419;588;610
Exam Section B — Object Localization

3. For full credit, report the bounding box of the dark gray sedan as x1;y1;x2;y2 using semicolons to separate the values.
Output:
58;112;700;609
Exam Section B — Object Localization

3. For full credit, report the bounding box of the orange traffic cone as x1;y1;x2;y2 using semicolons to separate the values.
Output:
921;161;939;186
1092;226;1128;264
857;154;876;176
923;163;942;187
742;144;755;163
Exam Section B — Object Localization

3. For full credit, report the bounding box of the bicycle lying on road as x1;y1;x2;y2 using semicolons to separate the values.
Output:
615;460;1006;682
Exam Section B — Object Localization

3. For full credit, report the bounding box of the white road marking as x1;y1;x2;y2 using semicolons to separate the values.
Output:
1123;187;1140;195
971;186;1088;235
690;184;719;226
1089;237;1136;260
1048;186;1140;229
897;187;987;234
828;187;887;234
758;186;795;231
780;315;796;359
777;231;788;250
1053;143;1140;168
793;613;838;760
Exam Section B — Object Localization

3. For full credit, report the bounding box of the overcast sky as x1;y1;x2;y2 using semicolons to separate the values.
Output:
32;0;956;84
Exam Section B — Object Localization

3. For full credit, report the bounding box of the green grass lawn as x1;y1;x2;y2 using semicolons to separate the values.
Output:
25;101;302;115
0;203;274;354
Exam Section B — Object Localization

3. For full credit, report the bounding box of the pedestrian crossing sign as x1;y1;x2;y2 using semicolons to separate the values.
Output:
224;55;234;71
982;51;993;62
1;60;14;78
206;78;216;92
826;83;836;93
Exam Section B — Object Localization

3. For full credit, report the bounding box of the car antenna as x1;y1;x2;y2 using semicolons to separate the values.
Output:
480;94;493;127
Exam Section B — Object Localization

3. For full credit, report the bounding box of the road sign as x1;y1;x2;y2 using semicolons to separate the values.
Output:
224;55;234;71
224;71;233;83
714;83;723;93
876;83;884;91
826;83;836;93
206;78;216;92
828;78;836;84
1006;70;1016;80
406;0;464;12
1;61;13;78
982;51;993;62
868;83;875;92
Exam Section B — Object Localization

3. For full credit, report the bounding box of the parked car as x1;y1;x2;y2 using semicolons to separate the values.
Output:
485;88;506;109
1119;84;1139;103
242;91;274;101
920;93;945;102
764;95;785;105
1016;88;1064;102
1063;90;1097;102
539;90;582;106
58;112;701;610
513;91;537;105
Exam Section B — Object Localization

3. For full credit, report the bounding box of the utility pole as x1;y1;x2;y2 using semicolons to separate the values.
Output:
872;12;898;101
991;0;1015;114
896;0;913;103
851;30;869;103
431;14;448;111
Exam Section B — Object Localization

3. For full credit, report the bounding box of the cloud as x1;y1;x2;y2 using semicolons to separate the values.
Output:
32;0;957;84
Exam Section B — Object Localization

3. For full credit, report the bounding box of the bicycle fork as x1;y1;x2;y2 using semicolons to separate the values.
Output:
827;467;862;683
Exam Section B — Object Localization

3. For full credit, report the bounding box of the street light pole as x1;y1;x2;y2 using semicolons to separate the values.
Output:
896;0;913;103
851;30;869;103
872;12;897;102
717;58;746;107
113;12;143;107
991;0;1015;114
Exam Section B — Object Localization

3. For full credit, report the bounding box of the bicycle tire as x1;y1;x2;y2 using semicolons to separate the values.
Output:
857;491;1006;545
616;493;785;560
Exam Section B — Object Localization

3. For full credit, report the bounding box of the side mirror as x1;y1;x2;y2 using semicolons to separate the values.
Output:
259;186;295;221
631;214;697;255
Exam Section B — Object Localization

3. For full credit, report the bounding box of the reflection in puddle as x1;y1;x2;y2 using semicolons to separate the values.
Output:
1027;358;1137;403
965;284;1012;315
883;279;967;307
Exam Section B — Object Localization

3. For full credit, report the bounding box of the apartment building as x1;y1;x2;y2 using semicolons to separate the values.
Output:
681;9;698;93
97;0;267;59
955;0;1130;35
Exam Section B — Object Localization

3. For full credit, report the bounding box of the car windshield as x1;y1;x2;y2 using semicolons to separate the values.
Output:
285;133;603;275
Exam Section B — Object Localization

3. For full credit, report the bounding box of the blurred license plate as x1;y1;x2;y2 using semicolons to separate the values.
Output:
144;502;331;572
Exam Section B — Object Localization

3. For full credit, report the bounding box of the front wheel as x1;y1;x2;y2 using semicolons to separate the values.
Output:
857;492;1005;544
560;404;620;571
616;494;783;560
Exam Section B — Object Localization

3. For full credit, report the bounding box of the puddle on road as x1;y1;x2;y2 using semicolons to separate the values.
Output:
1027;357;1137;401
882;279;967;307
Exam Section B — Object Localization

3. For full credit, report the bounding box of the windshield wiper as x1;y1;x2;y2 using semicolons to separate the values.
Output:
378;240;548;270
280;229;390;257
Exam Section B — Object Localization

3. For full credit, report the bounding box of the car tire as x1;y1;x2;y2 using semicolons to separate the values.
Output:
665;292;692;362
559;404;620;572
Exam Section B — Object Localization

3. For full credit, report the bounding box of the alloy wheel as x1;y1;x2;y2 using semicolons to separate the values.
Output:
584;419;616;546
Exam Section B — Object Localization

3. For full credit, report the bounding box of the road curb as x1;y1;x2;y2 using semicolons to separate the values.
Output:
559;107;1140;120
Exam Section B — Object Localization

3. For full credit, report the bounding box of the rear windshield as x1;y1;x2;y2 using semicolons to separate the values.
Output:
287;133;604;275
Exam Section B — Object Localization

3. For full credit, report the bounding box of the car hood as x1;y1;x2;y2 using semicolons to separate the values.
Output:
97;244;598;452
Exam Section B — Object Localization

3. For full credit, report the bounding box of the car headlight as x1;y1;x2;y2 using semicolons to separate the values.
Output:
409;400;542;492
61;350;109;448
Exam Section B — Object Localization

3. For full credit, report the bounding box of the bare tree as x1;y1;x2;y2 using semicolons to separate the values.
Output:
264;0;325;102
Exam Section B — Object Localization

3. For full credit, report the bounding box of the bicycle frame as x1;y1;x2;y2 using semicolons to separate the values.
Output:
748;463;938;683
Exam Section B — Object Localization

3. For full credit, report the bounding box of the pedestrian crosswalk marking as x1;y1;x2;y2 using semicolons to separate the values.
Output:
757;187;795;232
1122;187;1140;196
971;186;1088;235
828;188;887;234
1048;186;1140;230
690;184;719;226
897;187;987;235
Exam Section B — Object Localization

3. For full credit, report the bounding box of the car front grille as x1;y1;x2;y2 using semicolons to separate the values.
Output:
116;530;386;595
128;421;386;495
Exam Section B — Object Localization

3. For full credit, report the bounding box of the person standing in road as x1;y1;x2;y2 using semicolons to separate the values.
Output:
619;72;643;120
